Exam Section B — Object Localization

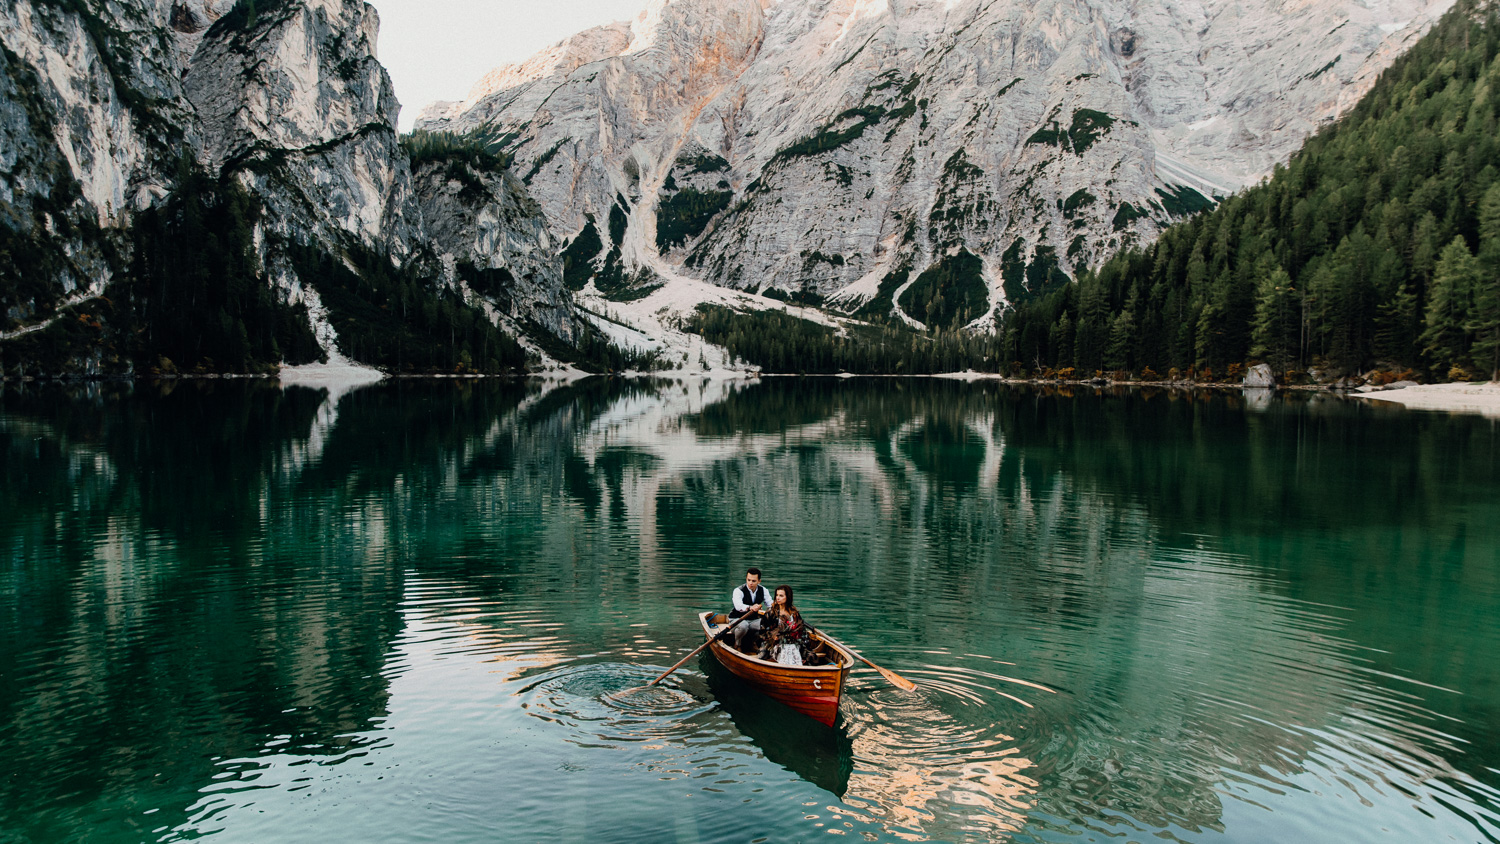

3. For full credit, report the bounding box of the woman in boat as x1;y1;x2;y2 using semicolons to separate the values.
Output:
762;585;813;666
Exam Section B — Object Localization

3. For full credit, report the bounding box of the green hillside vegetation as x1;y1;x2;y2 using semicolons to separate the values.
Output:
4;162;537;377
208;0;294;38
1025;108;1117;155
675;151;730;174
768;105;887;166
561;216;603;290
402;130;512;204
1002;0;1500;381
0;169;109;338
1000;240;1070;302
522;316;668;374
402;129;509;169
556;197;646;300
852;264;910;321
129;167;322;373
522;137;569;185
686;305;998;374
453;260;515;305
656;188;732;251
898;249;988;329
2;165;326;377
286;241;527;373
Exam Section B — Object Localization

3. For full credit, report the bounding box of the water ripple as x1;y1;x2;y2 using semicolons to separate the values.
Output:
516;662;714;744
816;651;1051;840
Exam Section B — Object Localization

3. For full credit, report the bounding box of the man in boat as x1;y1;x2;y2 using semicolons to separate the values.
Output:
728;567;769;652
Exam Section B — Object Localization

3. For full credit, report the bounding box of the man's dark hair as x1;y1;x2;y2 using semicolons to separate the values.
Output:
746;567;761;577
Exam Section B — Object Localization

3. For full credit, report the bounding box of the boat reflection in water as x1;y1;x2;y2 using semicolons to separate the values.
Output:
843;713;1035;840
701;654;855;797
703;649;1038;839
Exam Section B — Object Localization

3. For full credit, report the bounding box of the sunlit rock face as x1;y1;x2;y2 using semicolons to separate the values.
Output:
419;0;1452;326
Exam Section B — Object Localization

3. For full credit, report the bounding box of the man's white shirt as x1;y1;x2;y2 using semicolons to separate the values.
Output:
733;585;768;614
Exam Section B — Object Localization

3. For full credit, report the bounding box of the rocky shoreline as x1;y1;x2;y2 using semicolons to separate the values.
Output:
933;369;1500;418
1351;382;1500;418
5;367;1498;418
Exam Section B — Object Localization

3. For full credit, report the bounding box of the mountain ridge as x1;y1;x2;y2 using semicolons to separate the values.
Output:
0;0;592;377
999;0;1500;382
418;0;1453;331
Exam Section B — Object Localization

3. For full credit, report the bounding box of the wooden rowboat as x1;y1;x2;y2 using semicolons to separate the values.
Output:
698;611;854;727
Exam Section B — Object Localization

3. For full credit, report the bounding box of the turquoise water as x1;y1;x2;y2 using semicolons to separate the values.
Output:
1;377;1498;843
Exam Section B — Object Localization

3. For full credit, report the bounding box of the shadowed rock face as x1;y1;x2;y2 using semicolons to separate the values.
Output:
1;0;581;371
182;0;587;347
186;0;419;252
412;160;580;342
418;0;1453;326
0;0;202;341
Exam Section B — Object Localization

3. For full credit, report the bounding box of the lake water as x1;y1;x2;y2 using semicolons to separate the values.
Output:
2;377;1499;843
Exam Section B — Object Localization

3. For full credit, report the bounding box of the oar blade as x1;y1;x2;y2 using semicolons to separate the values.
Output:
877;666;918;692
818;628;917;692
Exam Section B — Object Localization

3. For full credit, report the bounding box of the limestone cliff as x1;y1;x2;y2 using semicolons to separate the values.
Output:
411;156;577;341
419;0;1453;329
0;0;582;375
0;0;192;361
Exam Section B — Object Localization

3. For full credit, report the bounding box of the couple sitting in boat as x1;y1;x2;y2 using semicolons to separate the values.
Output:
728;567;821;666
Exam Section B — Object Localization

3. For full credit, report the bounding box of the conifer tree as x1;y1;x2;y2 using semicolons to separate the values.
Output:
1050;312;1075;368
1470;183;1500;380
1411;213;1443;286
1250;259;1300;372
1374;281;1420;367
1104;308;1134;372
1073;275;1109;371
1421;236;1479;376
1195;299;1224;370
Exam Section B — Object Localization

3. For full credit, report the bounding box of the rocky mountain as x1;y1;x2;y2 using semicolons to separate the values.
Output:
0;0;1465;378
0;0;584;377
418;0;1454;331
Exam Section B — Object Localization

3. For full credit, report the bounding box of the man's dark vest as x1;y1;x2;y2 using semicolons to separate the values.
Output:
730;584;767;618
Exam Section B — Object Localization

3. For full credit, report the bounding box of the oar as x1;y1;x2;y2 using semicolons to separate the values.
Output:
647;612;756;687
813;627;917;691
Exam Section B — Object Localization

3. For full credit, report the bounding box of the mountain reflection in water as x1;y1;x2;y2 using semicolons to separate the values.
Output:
1;376;1498;843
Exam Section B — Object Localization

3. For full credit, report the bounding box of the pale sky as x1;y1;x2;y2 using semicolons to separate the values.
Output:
368;0;650;132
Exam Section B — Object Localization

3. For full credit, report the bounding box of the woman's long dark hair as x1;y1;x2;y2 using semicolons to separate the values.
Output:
774;584;798;618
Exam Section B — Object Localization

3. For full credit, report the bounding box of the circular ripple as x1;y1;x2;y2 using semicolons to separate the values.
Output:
515;662;714;744
601;683;700;716
847;680;1018;761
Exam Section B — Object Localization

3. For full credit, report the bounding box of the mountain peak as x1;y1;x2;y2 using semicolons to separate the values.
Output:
417;0;1451;327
